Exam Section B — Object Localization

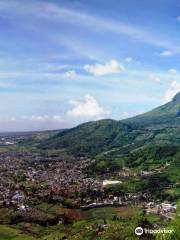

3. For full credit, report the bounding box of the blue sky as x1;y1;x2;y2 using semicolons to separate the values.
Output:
0;0;180;131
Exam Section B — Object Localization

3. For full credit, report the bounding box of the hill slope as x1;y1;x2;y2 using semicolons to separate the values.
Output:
41;119;136;155
40;92;180;156
123;92;180;128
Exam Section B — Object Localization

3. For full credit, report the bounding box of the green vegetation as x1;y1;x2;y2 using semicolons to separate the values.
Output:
1;93;180;239
0;206;159;240
1;203;178;239
40;119;134;156
40;92;180;156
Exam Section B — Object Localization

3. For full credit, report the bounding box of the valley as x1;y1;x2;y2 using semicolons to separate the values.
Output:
0;93;180;239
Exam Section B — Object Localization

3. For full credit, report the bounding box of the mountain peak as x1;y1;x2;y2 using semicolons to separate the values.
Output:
172;92;180;102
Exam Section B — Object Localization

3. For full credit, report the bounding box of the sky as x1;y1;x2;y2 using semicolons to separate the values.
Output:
0;0;180;131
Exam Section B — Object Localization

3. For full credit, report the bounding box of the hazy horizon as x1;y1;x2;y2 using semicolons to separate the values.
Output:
0;0;180;131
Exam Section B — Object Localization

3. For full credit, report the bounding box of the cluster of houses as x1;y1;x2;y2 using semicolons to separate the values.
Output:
0;136;16;145
0;148;177;220
142;201;177;219
0;151;112;209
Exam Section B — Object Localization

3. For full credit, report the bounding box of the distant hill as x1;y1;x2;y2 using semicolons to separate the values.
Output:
40;119;134;155
40;92;180;156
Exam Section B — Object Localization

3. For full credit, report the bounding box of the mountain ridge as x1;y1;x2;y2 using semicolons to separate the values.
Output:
40;92;180;156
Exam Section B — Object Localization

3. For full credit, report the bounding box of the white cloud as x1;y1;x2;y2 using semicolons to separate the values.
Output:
164;81;180;102
22;115;49;121
84;59;124;76
1;1;180;53
21;115;63;122
0;115;65;132
0;69;78;82
62;70;77;78
67;94;108;119
45;64;72;71
31;115;49;121
38;3;180;52
125;57;133;63
159;50;173;57
150;75;161;83
168;68;177;75
9;117;16;122
52;115;63;121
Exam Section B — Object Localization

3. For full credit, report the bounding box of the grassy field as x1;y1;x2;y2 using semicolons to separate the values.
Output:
0;206;140;239
0;225;35;240
0;205;178;240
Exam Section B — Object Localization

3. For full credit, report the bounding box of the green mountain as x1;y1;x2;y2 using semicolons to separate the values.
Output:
40;119;135;155
123;92;180;128
40;92;180;156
